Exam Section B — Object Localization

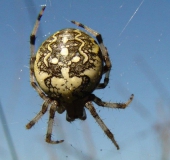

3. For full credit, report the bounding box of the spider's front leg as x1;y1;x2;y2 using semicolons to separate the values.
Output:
90;94;134;109
46;100;64;144
86;94;134;149
85;102;120;150
26;99;51;129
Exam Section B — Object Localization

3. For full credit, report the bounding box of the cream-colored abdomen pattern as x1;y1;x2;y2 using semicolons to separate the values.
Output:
34;29;103;103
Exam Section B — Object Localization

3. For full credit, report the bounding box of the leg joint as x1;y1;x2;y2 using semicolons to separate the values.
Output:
30;35;36;45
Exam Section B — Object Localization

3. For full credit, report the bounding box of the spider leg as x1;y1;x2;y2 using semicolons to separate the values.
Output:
90;94;134;109
30;5;46;57
71;21;111;89
46;101;64;144
30;6;48;101
85;102;119;150
26;99;50;129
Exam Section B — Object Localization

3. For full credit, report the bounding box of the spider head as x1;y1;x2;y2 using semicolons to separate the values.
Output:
61;97;88;122
66;108;87;122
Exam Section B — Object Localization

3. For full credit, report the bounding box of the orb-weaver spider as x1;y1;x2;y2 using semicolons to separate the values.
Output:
26;6;134;150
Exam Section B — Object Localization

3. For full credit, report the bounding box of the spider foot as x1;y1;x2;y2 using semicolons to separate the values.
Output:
118;94;134;109
71;20;84;28
46;134;64;144
26;121;35;129
46;139;64;144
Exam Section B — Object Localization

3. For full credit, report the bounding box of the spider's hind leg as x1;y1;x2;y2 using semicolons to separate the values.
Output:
71;20;111;89
29;6;48;102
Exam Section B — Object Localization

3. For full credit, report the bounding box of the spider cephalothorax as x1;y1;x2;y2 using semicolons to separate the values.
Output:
26;6;134;150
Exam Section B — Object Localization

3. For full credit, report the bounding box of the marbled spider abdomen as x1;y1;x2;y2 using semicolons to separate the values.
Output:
34;29;103;103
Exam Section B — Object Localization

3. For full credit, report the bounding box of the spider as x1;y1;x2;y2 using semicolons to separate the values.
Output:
26;5;134;150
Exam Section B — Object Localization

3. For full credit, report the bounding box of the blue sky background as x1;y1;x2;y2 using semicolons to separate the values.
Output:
0;0;170;160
